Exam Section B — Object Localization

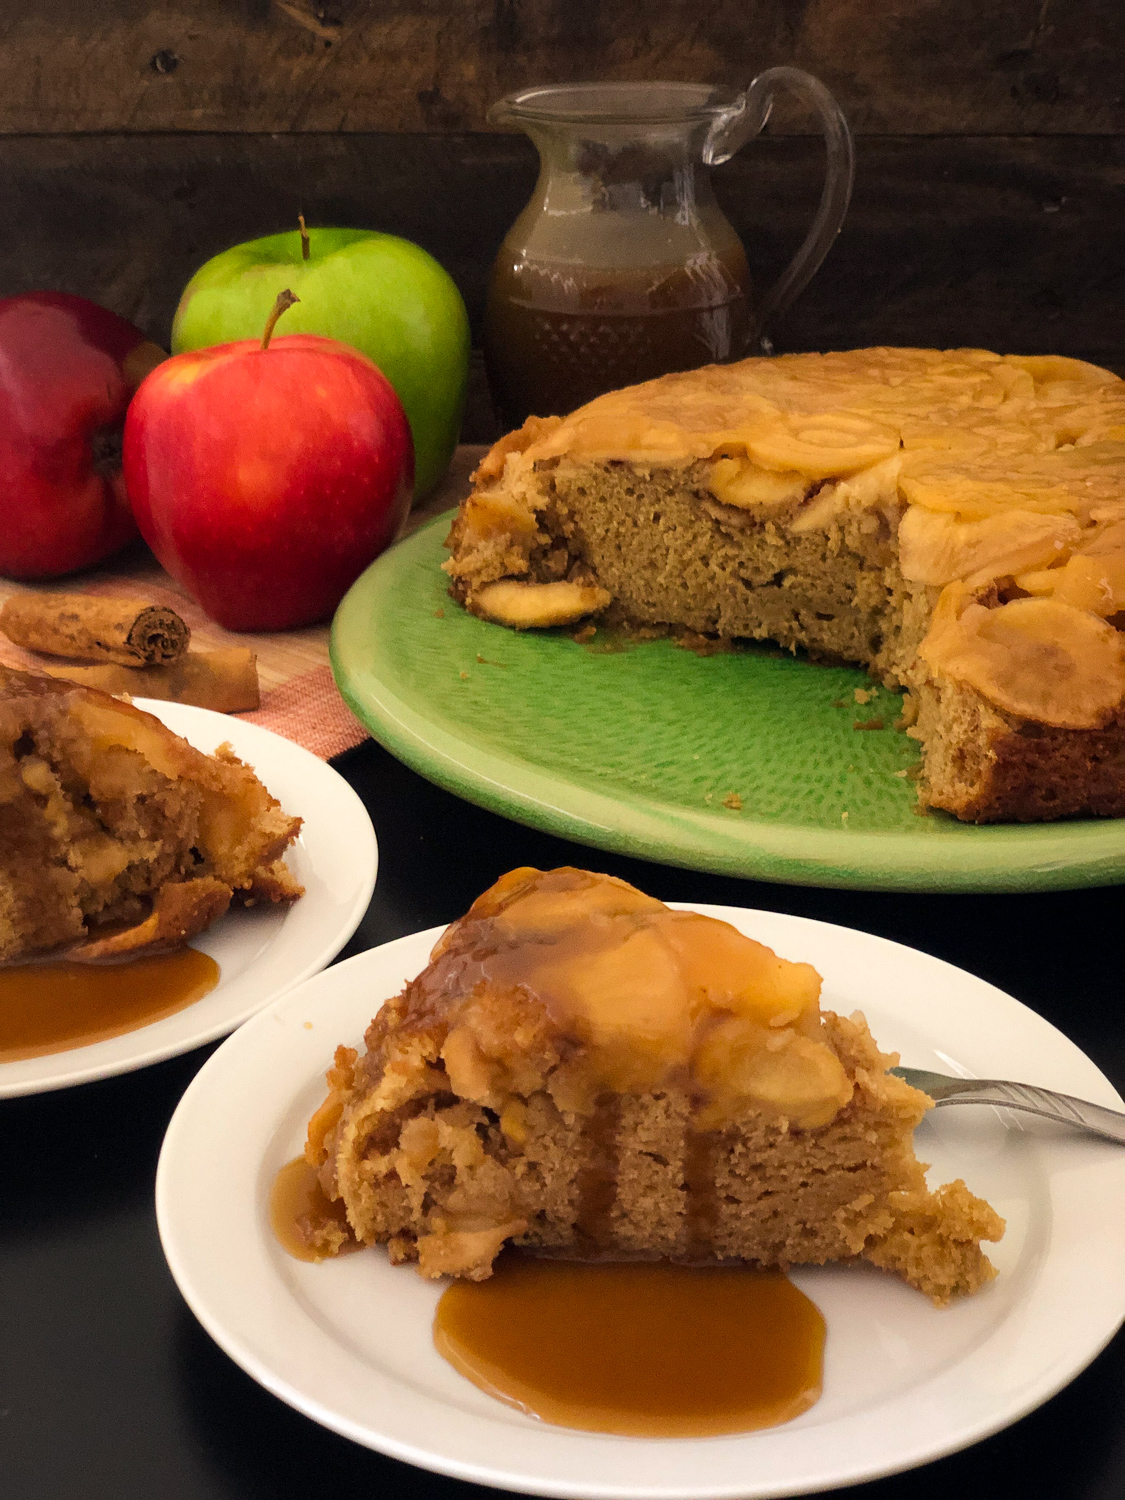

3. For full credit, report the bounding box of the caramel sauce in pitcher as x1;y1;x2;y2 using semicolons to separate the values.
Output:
484;77;852;428
484;247;753;427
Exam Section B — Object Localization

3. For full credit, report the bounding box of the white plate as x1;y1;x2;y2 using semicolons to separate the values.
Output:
156;907;1125;1499
0;700;377;1099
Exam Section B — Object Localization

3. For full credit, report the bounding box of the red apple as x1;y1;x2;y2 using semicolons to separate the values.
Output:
0;292;164;579
123;308;413;630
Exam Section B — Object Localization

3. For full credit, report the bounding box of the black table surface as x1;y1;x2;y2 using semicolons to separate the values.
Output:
3;737;1124;1500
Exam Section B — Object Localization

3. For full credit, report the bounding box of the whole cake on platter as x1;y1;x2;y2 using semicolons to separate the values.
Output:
0;667;302;963
303;867;1003;1305
444;348;1125;822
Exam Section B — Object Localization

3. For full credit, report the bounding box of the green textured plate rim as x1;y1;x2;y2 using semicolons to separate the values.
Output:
330;513;1125;893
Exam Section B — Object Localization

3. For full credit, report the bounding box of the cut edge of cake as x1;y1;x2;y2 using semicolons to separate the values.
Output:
442;348;1125;823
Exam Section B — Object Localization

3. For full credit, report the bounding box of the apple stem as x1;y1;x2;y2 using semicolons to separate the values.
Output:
261;289;300;351
298;214;311;262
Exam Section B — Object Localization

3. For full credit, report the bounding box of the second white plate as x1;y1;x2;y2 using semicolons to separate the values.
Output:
156;906;1125;1499
0;700;377;1098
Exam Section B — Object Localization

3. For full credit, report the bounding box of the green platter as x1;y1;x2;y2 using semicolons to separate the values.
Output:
331;513;1125;893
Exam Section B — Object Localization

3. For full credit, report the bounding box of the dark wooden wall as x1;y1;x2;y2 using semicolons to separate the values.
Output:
3;2;1123;438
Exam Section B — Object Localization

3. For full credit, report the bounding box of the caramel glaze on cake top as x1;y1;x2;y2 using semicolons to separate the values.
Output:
377;865;850;1132
305;868;1004;1302
444;349;1125;796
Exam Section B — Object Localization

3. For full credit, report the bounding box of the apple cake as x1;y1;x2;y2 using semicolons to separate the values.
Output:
0;666;302;963
304;866;1003;1305
444;348;1125;821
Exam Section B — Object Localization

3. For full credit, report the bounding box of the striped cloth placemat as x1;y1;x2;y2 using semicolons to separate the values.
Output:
0;444;486;760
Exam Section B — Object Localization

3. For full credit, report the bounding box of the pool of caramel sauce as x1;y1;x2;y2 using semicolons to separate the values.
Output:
269;1157;825;1436
270;1156;354;1262
0;947;220;1060
434;1256;825;1437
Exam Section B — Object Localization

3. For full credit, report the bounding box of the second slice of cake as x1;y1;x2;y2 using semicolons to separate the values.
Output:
304;867;1003;1305
0;667;303;963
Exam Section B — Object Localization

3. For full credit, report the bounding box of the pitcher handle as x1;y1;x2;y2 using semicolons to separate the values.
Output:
705;67;854;350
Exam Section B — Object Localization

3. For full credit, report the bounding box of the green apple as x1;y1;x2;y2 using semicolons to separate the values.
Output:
171;228;470;498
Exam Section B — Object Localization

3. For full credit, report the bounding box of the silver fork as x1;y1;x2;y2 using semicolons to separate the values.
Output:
891;1066;1125;1146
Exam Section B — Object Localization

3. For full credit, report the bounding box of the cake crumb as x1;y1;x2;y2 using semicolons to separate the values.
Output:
476;654;507;668
433;608;445;618
722;792;743;811
893;768;911;778
853;688;873;705
853;718;885;731
571;624;597;644
675;631;731;657
459;670;470;680
304;1021;313;1030
704;792;714;804
841;810;850;824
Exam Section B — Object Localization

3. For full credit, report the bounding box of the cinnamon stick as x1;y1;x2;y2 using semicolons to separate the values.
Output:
1;593;190;666
43;649;260;714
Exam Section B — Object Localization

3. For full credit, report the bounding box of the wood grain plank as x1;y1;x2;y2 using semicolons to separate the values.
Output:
1;0;1123;135
0;131;1119;417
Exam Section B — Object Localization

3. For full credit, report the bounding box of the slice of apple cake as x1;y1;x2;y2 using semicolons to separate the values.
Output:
304;867;1003;1305
0;667;302;963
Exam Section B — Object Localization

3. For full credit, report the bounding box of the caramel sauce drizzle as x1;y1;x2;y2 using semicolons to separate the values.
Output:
574;1095;622;1250
682;1128;720;1255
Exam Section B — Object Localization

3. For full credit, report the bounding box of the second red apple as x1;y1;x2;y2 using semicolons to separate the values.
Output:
123;327;413;630
0;291;163;579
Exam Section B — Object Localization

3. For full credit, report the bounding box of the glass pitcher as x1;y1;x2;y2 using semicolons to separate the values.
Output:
483;70;854;429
